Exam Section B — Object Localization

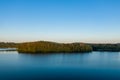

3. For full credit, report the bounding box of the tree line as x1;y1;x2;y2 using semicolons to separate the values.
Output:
18;41;93;53
89;44;120;52
0;42;18;48
0;41;120;53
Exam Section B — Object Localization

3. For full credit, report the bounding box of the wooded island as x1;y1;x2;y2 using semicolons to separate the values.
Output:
18;41;92;53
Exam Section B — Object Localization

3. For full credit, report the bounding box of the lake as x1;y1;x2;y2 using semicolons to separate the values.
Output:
0;51;120;80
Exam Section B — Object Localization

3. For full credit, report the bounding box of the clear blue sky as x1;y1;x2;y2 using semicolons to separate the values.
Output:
0;0;120;43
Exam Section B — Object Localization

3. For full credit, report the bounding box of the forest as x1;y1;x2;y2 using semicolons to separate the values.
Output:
89;44;120;52
0;42;18;48
0;41;120;53
18;41;92;53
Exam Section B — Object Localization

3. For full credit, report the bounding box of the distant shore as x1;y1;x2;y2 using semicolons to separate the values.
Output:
0;41;120;53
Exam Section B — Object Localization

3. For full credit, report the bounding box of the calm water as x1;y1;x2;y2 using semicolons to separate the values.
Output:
0;51;120;80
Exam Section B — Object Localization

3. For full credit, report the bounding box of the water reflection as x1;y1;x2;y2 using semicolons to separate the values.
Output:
0;51;120;68
14;51;120;69
1;51;120;80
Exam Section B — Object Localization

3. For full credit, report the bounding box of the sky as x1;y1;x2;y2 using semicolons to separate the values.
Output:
0;0;120;43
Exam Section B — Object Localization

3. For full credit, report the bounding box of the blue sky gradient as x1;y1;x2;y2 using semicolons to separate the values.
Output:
0;0;120;43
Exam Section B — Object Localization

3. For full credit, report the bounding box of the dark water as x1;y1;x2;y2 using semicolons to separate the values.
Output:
0;51;120;80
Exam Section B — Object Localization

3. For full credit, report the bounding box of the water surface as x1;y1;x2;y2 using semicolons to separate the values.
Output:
0;51;120;80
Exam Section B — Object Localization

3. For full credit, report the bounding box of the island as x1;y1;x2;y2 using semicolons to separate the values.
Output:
18;41;92;53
